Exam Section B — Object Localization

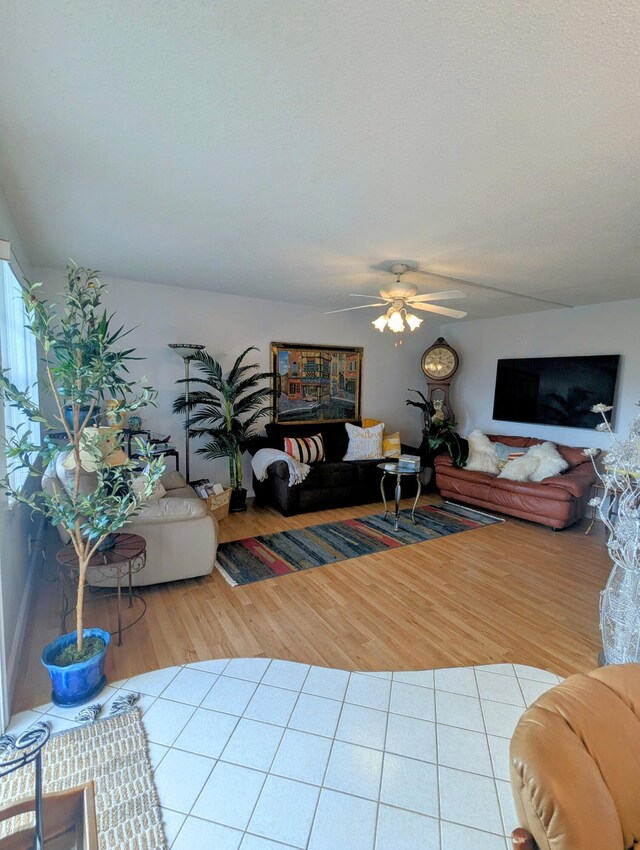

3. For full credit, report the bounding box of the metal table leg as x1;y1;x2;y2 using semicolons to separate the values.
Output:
411;475;422;525
394;475;402;530
381;472;388;519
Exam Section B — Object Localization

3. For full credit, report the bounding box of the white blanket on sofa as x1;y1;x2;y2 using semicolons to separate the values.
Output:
251;448;311;487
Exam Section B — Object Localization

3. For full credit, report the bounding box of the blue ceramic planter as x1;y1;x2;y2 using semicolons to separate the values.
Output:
41;628;110;707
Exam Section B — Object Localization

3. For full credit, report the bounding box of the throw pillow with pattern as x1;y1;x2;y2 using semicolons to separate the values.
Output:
284;434;325;464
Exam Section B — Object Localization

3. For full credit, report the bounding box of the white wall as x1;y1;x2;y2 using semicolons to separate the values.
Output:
0;185;36;726
442;298;640;449
35;268;436;490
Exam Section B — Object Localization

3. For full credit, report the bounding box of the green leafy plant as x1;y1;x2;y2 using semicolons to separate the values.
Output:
406;388;468;467
173;347;275;493
0;263;164;660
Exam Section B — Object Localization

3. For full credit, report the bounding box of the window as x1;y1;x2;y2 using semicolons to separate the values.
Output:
0;261;40;493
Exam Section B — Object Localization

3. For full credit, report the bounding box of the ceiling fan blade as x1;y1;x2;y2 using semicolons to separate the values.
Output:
410;302;468;319
407;289;466;303
402;267;571;308
324;303;387;315
348;293;388;299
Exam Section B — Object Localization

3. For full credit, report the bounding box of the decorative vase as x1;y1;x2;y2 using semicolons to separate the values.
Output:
63;404;99;433
229;487;248;512
97;533;117;551
41;628;111;707
600;563;640;664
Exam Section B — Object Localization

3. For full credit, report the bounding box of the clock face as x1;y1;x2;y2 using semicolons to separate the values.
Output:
422;346;458;380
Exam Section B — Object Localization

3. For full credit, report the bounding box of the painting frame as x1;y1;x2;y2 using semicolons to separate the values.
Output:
271;342;363;424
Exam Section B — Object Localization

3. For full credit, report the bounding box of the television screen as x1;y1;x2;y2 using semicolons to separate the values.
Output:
492;355;620;428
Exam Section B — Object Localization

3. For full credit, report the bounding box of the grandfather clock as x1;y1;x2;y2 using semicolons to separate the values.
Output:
420;337;460;423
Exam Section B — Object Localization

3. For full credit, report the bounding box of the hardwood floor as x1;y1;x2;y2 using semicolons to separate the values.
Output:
14;494;611;713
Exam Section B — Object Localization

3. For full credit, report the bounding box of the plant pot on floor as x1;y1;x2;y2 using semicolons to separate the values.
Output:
41;628;111;707
229;487;248;512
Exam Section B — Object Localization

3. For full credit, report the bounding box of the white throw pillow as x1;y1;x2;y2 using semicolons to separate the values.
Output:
527;442;569;482
498;454;541;481
465;429;499;474
343;422;385;461
131;473;166;502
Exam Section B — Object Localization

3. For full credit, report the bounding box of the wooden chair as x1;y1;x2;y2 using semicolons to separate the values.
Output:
0;782;98;850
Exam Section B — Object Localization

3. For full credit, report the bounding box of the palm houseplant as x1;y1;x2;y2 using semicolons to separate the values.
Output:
406;388;468;470
173;347;275;512
0;263;164;706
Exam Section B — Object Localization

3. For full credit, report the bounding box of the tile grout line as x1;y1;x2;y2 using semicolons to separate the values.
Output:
184;659;280;837
240;659;313;846
475;665;510;840
372;667;394;848
304;669;354;848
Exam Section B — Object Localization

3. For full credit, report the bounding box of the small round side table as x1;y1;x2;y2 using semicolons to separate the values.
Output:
56;533;147;646
378;462;424;531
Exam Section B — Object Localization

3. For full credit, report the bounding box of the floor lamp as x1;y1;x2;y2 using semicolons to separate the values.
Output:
168;343;205;483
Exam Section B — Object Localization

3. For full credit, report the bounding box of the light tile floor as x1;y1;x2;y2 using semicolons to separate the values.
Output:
9;659;562;850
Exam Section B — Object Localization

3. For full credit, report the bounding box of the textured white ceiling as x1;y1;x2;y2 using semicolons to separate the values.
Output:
0;0;638;320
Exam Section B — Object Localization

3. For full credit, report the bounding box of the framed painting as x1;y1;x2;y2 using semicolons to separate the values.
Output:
271;342;363;424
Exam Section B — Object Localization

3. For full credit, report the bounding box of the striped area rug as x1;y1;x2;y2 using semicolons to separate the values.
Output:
215;502;503;586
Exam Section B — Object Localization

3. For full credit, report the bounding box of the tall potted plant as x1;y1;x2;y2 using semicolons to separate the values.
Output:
406;388;469;471
173;347;275;512
0;263;164;705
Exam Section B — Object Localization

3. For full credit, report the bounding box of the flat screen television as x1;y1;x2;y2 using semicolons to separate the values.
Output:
492;354;620;428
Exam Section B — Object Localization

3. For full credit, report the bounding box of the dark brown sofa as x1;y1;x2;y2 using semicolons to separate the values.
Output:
249;421;418;516
434;434;598;529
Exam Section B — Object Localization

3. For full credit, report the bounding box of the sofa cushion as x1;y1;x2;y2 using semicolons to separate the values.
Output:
299;461;359;490
265;421;352;462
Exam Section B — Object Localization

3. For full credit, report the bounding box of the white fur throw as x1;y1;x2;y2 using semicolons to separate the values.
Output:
498;453;541;481
527;441;569;482
465;429;499;474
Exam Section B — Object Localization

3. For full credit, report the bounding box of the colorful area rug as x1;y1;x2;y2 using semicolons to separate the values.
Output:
216;501;503;586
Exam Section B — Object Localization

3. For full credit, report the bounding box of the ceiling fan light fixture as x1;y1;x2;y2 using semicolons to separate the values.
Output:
406;313;423;331
372;315;388;332
387;310;405;333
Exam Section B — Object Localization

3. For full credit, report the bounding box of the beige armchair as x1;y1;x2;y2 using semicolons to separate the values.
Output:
42;461;218;586
509;663;640;850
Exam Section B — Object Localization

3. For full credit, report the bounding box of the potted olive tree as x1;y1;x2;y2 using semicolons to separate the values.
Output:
0;263;164;706
173;348;275;511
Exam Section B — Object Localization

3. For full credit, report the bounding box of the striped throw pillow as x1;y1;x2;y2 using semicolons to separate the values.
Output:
284;434;325;464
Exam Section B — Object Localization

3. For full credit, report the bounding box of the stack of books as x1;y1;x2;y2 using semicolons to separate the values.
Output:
397;454;421;472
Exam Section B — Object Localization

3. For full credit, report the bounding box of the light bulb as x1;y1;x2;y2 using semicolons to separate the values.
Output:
406;313;423;331
387;311;405;333
372;315;388;332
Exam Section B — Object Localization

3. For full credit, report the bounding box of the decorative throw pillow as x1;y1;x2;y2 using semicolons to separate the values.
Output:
493;442;526;471
284;434;325;464
498;454;540;481
343;422;385;461
527;442;569;482
362;418;382;428
465;429;499;474
382;431;401;458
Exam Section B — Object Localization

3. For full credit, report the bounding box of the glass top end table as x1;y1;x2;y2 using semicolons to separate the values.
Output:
377;462;424;530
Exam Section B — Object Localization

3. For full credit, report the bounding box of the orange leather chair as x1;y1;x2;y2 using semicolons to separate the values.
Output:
509;663;640;850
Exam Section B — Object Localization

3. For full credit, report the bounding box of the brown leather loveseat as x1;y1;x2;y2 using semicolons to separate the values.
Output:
510;664;640;850
434;434;598;529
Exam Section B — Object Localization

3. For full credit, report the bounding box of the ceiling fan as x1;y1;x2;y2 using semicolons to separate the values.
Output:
324;263;468;335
